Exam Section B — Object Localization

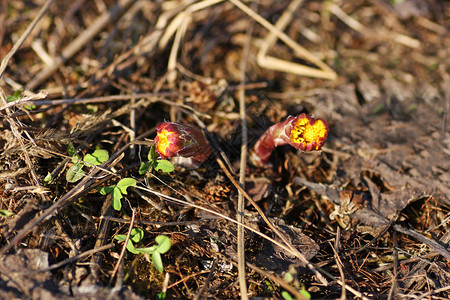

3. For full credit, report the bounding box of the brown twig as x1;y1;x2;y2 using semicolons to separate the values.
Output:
109;207;136;285
137;179;377;299
26;0;135;89
89;193;114;282
331;239;347;300
0;0;55;80
393;225;450;261
215;158;328;285
0;0;54;205
193;259;217;300
235;2;256;297
100;216;207;227
26;243;114;273
245;262;309;300
388;231;399;300
229;0;337;80
0;151;124;254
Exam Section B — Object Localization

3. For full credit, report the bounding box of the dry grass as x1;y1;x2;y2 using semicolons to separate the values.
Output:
0;0;449;299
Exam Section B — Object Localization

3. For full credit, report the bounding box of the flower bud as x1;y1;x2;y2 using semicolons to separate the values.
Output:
251;113;329;165
288;114;329;151
154;122;211;163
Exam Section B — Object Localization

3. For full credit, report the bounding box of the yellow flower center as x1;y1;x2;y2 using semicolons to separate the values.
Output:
290;117;327;149
157;129;172;156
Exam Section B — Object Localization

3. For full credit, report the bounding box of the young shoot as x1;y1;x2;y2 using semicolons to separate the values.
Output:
250;113;329;165
114;229;172;273
154;122;211;163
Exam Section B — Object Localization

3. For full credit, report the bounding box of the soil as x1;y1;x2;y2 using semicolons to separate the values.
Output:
0;0;449;299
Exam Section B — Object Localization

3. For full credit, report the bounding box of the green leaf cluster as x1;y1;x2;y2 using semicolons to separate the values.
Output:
66;146;109;183
114;229;171;273
281;286;311;300
99;178;137;211
6;90;36;110
0;210;14;217
139;145;174;175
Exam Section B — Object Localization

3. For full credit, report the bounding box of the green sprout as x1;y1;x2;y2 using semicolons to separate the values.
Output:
0;210;14;218
42;172;52;185
98;177;137;211
281;289;311;300
139;145;174;175
114;229;171;273
66;145;109;183
114;228;144;254
6;90;36;110
155;291;167;300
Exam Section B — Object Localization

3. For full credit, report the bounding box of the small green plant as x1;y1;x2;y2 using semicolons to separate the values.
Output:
114;228;144;254
139;145;174;175
281;291;294;300
99;177;137;211
155;292;167;300
66;144;109;183
281;270;311;300
43;172;52;184
281;289;311;300
6;90;36;110
390;0;405;4
114;229;171;273
6;90;22;102
0;210;14;217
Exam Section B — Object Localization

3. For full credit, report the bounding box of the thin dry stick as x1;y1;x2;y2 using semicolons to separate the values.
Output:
245;262;309;300
235;8;255;299
257;0;333;79
137;185;299;259
166;12;190;85
159;0;224;121
414;285;450;300
105;0;189;76
0;0;53;195
168;13;190;121
326;3;420;49
26;0;135;89
228;0;337;80
5;93;212;119
0;0;54;80
90;193;114;281
100;216;206;227
138;182;370;300
215;158;328;285
109;207;136;285
258;0;303;56
167;270;211;290
0;152;125;254
0;92;48;203
29;243;114;273
388;231;399;300
393;225;450;261
0;91;48;111
158;0;224;50
193;259;218;300
331;232;346;300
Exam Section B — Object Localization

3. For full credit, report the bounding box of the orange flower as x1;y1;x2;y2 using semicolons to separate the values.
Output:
289;114;328;151
251;113;329;165
155;122;211;163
